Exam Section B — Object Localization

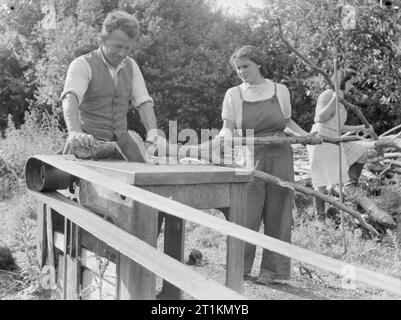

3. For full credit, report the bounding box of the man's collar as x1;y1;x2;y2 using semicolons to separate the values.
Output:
98;47;127;70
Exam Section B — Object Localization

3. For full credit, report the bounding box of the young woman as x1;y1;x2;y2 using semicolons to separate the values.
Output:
218;45;316;285
307;69;374;218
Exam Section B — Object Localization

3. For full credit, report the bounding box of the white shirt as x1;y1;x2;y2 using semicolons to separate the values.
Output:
60;49;154;109
221;79;292;135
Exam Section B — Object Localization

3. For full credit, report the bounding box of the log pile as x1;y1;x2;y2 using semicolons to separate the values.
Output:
292;139;401;236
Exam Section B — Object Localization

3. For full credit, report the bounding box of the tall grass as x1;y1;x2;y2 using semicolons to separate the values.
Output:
0;110;65;299
0;110;66;199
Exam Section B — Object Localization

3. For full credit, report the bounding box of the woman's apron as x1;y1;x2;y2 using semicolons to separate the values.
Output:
239;84;293;279
307;99;367;187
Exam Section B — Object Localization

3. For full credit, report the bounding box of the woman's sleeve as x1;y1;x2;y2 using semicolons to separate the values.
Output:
316;90;333;112
279;85;292;119
221;90;235;124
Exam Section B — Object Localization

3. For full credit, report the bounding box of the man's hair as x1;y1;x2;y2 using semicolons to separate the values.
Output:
229;45;269;78
101;10;139;40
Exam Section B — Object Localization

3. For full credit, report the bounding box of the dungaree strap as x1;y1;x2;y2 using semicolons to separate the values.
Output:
273;83;277;97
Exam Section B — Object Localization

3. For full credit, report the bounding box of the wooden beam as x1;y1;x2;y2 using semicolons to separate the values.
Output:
159;215;186;300
54;232;117;283
33;191;246;300
36;202;46;269
226;184;246;292
29;156;401;295
254;170;379;236
46;205;55;268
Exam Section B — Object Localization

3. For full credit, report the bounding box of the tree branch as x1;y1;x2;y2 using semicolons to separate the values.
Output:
254;169;379;236
220;135;364;146
276;18;378;140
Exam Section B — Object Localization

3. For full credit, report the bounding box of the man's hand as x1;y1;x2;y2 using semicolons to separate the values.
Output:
360;124;375;137
68;131;95;148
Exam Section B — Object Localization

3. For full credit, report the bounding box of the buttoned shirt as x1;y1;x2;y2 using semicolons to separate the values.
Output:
60;48;153;108
221;79;291;135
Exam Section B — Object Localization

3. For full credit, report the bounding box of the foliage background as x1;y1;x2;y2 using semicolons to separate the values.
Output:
1;0;401;301
1;0;400;138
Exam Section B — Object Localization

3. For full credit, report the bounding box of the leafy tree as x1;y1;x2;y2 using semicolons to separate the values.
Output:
2;0;400;136
28;0;254;136
248;0;401;132
134;0;254;134
0;0;42;131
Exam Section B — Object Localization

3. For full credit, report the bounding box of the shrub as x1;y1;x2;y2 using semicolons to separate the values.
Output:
0;110;66;199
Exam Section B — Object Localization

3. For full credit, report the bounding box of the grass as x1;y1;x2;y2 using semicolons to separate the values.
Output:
1;194;43;299
293;216;401;278
0;110;65;299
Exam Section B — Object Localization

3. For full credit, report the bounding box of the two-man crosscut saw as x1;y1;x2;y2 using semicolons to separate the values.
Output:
25;155;401;296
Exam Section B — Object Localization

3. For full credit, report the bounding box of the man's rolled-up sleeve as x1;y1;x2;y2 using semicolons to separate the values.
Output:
130;59;154;109
60;57;91;105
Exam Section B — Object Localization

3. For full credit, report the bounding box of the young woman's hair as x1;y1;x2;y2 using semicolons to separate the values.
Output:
229;45;269;78
330;68;358;90
340;69;357;90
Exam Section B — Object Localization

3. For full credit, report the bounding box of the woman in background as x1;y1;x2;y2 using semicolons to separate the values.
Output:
307;69;374;219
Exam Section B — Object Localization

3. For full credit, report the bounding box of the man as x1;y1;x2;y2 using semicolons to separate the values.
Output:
59;10;172;299
61;10;165;159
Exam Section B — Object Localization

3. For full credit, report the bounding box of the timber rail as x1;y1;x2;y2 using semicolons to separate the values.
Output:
26;155;401;299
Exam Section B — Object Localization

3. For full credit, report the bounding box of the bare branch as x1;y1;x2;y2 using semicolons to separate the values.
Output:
222;135;364;146
254;169;379;236
276;18;378;140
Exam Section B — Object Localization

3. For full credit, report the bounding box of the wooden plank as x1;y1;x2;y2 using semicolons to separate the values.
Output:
65;222;80;300
36;201;46;269
81;269;115;300
78;180;158;300
63;217;68;300
77;159;253;185
159;215;185;300
66;254;77;300
30;156;250;245
57;255;64;293
29;156;401;295
35;191;245;300
79;182;230;216
145;184;230;209
116;202;157;300
54;232;116;281
57;253;114;300
226;184;246;292
74;224;82;300
46;205;55;268
78;180;124;225
54;229;118;265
